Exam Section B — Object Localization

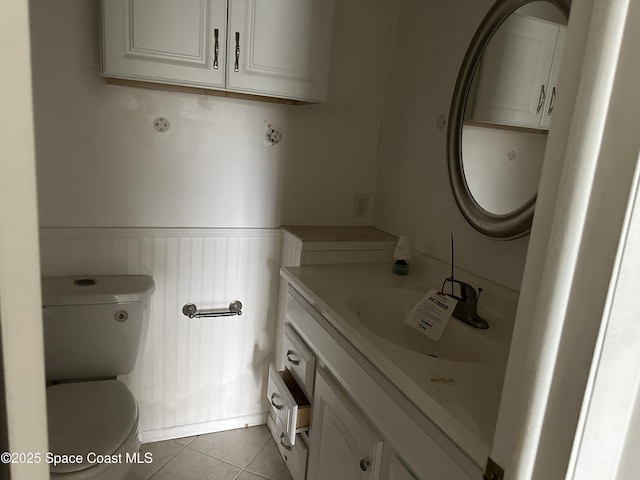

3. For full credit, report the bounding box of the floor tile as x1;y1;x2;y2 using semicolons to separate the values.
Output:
245;440;292;480
188;426;272;468
150;447;241;480
236;471;271;480
128;440;183;480
173;435;196;446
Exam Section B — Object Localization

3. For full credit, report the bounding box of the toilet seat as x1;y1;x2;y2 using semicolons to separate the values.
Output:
47;380;138;475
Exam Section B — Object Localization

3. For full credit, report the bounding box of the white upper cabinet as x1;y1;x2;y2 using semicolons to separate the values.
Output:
102;0;227;88
471;13;566;129
101;0;334;102
227;0;334;101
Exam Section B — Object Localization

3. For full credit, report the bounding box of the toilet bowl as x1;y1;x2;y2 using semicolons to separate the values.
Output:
47;380;139;479
42;276;154;480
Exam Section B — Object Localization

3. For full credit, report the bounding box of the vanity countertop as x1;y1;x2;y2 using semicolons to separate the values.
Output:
281;225;397;243
281;262;512;467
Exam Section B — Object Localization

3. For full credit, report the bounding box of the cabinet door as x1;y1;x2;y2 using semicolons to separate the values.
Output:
389;456;418;480
472;13;560;128
307;368;383;480
226;0;334;101
102;0;227;88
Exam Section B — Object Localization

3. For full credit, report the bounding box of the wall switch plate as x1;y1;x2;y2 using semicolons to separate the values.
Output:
353;193;369;217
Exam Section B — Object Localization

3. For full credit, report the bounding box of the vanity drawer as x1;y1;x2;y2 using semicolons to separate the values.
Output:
283;322;316;398
267;413;308;480
267;364;311;445
276;423;308;480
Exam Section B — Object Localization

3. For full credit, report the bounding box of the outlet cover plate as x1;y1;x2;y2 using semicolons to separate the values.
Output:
353;193;369;217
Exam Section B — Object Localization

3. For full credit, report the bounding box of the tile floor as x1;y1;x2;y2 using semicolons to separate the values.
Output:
129;425;292;480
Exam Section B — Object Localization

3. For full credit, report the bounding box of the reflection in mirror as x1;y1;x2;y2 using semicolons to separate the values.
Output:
462;2;567;215
447;0;570;239
463;126;546;214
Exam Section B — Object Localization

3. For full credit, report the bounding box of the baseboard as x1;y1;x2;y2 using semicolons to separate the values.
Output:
140;412;268;444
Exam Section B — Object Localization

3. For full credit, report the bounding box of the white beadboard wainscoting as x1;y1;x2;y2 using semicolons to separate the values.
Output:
39;227;282;442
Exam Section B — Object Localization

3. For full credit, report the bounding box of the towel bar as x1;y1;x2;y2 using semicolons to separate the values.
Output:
182;301;243;318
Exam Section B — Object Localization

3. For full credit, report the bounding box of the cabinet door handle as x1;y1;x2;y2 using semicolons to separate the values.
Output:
547;86;556;116
536;84;547;114
359;458;370;471
213;28;219;69
234;32;240;72
270;393;284;411
286;350;300;366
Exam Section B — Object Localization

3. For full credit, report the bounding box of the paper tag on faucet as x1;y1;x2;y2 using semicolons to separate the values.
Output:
404;289;457;341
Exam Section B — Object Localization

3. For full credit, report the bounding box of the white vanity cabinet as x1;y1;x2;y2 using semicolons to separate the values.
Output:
273;285;478;480
101;0;334;102
471;13;566;129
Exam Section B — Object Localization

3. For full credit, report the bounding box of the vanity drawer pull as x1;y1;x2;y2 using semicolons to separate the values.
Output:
280;433;293;451
359;458;370;471
286;350;300;366
270;393;284;411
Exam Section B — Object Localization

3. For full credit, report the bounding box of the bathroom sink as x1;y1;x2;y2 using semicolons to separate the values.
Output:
348;287;490;363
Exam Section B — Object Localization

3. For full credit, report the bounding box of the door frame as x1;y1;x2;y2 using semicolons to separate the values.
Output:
0;0;49;478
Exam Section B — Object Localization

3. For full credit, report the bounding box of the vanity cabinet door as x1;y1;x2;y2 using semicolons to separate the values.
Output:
226;0;335;101
388;456;419;480
471;13;563;129
307;368;384;480
102;0;227;88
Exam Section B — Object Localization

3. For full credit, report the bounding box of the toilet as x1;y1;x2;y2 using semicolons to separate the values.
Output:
41;275;154;479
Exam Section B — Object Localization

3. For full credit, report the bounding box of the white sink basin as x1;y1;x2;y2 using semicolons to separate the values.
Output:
348;287;491;363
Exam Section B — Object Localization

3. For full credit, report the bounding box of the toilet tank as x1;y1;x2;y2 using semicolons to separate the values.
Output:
41;275;155;381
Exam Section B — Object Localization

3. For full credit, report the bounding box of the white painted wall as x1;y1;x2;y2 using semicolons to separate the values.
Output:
374;0;530;290
31;0;395;228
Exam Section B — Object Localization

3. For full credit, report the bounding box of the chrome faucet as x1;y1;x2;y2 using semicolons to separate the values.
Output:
441;277;489;329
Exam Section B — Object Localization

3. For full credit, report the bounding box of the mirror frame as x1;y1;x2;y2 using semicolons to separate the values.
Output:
447;0;571;240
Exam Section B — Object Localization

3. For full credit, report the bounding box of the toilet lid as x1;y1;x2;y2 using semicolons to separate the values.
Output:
47;380;138;474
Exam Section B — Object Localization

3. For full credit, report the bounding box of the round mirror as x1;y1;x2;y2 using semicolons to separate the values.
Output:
447;0;570;239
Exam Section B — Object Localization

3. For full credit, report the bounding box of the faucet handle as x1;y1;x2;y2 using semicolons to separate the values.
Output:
458;281;478;302
441;277;489;329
